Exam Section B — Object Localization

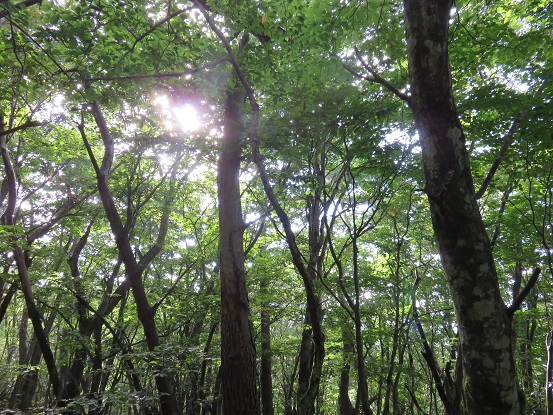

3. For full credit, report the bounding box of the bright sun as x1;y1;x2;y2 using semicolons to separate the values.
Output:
154;94;201;133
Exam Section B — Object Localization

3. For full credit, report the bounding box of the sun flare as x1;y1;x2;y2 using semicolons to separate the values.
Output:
154;94;201;133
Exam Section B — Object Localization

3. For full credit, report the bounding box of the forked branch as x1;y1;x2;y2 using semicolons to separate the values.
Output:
508;267;541;317
343;47;411;103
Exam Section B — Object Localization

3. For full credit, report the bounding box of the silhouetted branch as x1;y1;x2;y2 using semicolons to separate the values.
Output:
0;120;44;137
0;0;43;20
508;267;541;317
343;47;411;103
86;57;229;82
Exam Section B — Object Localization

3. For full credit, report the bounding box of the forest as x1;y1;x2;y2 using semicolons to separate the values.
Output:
0;0;551;414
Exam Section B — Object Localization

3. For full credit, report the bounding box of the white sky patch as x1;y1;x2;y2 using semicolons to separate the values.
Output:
383;129;420;153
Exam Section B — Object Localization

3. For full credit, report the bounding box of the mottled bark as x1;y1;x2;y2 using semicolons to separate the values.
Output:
402;0;521;413
297;310;314;411
218;87;259;415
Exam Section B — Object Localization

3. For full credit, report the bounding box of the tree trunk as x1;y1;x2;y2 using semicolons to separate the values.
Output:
547;330;553;415
260;278;274;415
338;323;355;415
297;309;314;412
402;0;521;413
1;127;63;406
9;309;57;410
218;86;259;415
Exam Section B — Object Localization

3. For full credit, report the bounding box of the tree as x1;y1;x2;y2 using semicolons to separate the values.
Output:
401;0;525;413
1;0;553;413
217;82;260;415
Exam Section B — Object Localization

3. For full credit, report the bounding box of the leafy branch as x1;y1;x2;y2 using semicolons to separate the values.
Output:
475;73;551;199
343;47;411;103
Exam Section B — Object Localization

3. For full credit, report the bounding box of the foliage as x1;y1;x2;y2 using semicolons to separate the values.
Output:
0;0;551;414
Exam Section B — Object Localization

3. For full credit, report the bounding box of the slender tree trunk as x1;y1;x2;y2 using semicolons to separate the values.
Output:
352;239;374;415
547;330;553;415
87;324;103;415
402;1;521;413
1;128;63;406
338;324;355;415
9;309;57;410
218;86;259;415
84;101;180;415
260;278;274;415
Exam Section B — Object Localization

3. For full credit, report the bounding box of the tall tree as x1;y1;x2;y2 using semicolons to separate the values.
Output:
217;82;260;415
402;0;522;413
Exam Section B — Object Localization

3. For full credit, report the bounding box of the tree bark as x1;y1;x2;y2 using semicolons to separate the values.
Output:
218;86;259;415
547;329;553;415
402;0;521;413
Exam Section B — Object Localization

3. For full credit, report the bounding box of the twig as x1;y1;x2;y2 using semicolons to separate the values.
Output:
112;6;193;70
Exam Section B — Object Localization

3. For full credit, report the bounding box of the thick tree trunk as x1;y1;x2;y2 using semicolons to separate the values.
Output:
297;310;314;410
402;1;521;413
218;87;259;415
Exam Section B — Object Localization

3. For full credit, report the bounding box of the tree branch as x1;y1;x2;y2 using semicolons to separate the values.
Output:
86;57;229;82
151;258;199;314
475;75;550;199
508;267;541;317
412;271;454;414
342;47;411;103
112;6;193;70
0;120;44;137
0;0;42;20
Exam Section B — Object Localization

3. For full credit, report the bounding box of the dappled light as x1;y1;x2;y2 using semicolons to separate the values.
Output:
0;0;551;414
